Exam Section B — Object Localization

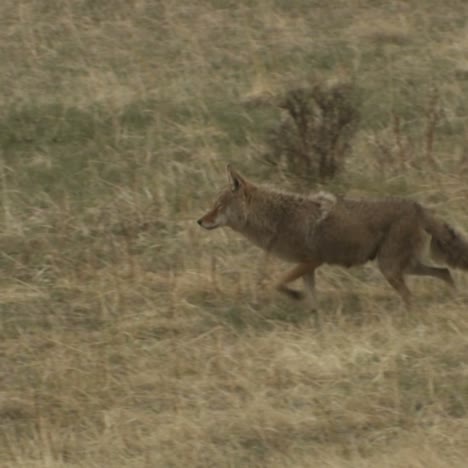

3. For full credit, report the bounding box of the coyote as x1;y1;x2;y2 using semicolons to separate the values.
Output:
197;165;468;309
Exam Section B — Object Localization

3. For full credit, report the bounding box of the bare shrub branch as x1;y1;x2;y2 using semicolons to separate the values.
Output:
265;80;360;181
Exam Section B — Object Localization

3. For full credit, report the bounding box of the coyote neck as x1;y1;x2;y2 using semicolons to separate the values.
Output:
228;188;278;237
243;198;286;246
229;187;324;257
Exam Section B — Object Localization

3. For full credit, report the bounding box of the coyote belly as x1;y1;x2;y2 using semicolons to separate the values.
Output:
198;165;468;309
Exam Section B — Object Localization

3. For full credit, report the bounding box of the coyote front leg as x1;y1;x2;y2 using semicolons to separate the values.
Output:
275;263;318;303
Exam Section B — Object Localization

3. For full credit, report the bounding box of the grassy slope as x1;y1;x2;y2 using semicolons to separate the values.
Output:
1;0;468;466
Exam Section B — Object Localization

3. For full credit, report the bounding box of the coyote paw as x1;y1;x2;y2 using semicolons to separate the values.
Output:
278;286;304;301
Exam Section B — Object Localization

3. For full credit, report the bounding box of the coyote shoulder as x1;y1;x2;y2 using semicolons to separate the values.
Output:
198;165;468;309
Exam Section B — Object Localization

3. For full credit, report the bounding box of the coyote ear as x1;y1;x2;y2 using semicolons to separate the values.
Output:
226;164;246;191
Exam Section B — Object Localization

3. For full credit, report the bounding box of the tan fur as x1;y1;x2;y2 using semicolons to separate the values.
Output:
197;165;468;309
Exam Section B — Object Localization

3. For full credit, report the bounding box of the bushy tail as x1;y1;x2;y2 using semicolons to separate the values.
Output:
423;210;468;269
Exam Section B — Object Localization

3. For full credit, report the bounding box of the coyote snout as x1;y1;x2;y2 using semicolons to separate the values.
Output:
197;205;226;230
198;164;468;310
198;167;249;231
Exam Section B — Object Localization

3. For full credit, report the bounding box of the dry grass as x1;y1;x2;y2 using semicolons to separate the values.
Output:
2;0;468;466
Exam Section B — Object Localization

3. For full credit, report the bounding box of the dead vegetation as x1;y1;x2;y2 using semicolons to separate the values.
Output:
371;88;445;174
264;80;359;181
1;1;468;467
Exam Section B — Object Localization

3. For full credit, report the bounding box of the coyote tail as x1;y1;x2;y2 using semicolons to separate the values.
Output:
423;210;468;270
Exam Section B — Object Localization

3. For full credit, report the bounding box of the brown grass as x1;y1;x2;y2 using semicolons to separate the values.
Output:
1;0;468;466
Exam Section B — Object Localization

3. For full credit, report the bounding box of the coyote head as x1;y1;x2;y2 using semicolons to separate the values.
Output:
197;165;251;230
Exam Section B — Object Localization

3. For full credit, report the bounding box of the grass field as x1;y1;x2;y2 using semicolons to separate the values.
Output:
2;1;468;466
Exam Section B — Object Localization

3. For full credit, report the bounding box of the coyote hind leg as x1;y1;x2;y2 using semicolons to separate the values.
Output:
380;268;412;309
275;263;316;301
376;219;424;309
377;256;412;309
407;261;455;287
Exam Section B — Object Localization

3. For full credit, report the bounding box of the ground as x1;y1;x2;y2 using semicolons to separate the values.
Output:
1;1;468;467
